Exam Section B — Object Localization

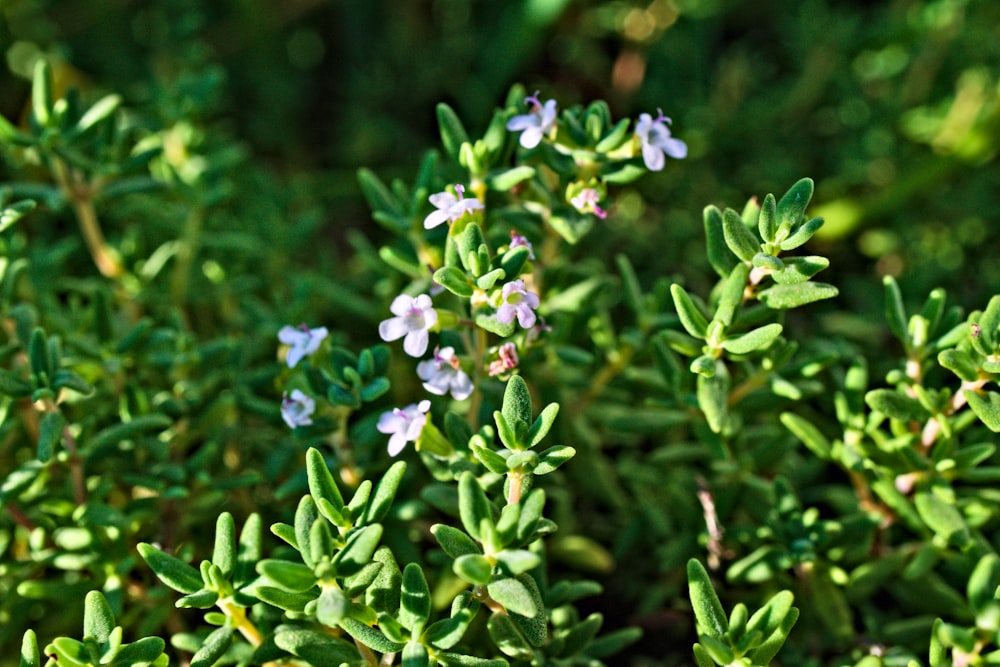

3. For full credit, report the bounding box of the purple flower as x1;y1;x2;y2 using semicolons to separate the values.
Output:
281;390;316;429
424;184;484;229
635;109;687;171
377;400;431;456
570;188;608;219
509;230;535;259
506;91;557;149
417;346;473;400
378;294;437;357
496;280;540;329
278;324;329;368
488;342;519;377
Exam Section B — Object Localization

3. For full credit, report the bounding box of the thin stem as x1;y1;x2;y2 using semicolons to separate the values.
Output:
50;158;124;279
506;472;524;505
5;503;37;531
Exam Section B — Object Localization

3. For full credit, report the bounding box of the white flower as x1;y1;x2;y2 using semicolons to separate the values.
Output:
278;324;329;368
424;184;484;229
378;294;437;357
570;188;608;219
496;280;540;329
377;400;431;456
417;346;473;400
506;92;557;149
635;109;687;171
281;390;315;429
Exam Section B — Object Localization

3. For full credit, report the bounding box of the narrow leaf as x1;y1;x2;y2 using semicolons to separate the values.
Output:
722;208;759;262
687;559;728;636
671;284;709;338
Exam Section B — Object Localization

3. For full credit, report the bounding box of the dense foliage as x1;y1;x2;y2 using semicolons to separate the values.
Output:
1;1;999;666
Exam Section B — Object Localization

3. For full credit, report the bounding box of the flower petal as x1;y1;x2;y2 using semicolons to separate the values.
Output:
450;371;474;401
390;294;414;317
403;329;429;357
506;114;535;131
286;346;306;368
519;127;543;149
516;305;537;329
278;326;301;345
424;209;451;229
661;136;688;159
379;316;409;342
387;431;408;456
496;304;516;325
642;142;665;171
429;192;457;209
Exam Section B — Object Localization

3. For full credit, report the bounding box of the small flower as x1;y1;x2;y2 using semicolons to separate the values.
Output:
417;346;473;400
488;342;520;377
506;91;558;149
424;184;484;229
377;400;431;456
281;390;316;429
508;230;535;259
496;280;540;329
570;188;608;219
278;324;329;368
379;294;437;357
635;109;687;171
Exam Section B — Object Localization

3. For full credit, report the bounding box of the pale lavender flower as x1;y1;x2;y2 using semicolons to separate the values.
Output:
506;91;558;149
570;188;608;219
278;324;329;368
417;346;473;400
488;342;520;377
378;294;437;357
377;400;431;456
496;280;540;329
509;230;535;259
281;390;316;429
635;109;687;171
424;184;484;229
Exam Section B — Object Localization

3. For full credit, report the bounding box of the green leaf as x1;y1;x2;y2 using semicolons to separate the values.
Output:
475;313;516;337
307;447;345;516
865;389;929;422
316;584;350;627
257;559;316;592
502;375;533;428
113;637;166;663
471;443;509;474
400;563;432;633
533;446;575;474
697;362;729;433
967;554;1000;615
274;628;361;665
745;590;795;641
434;267;474;297
364;460;406;524
403;641;430;667
495;549;541;575
509;574;546;647
75;94;122;134
516;489;546;543
778;216;824;251
458;472;494;541
454;554;494;585
915;492;970;548
771;256;830;285
32;60;53;126
714;263;750;327
883;276;908;342
437;103;470;162
432;524;481;559
616;253;646;317
722;208;760;262
295;496;320;569
758;193;778;243
704;205;736;278
671;284;709;338
340;618;406;653
176;590;218;609
488;576;537;617
939;348;980;382
747;606;799;665
488;613;534;659
780;412;831;459
19;629;40;667
525;403;558;449
87;414;174;450
978;295;1000;348
190;626;234;667
437;653;508;667
36;410;64;463
500;246;531;281
83;591;115;645
28;328;50;381
0;460;45;503
211;513;236;580
752;252;784;272
720;323;783;355
487;166;535;191
252;586;312;613
0;369;33;397
138;543;203;594
757;282;839;309
775;177;814;231
964;390;1000;432
422;595;479;650
476;267;506;291
357;168;403;217
367;547;402;614
331;524;384;577
687;559;728;636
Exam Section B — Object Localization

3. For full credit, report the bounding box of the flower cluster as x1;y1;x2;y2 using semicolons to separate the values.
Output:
635;109;687;171
506;91;557;149
278;324;328;368
424;184;483;229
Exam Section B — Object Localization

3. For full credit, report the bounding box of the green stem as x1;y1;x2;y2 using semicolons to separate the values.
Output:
50;158;123;279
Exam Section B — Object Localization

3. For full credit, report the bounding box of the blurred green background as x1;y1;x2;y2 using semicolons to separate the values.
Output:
1;0;998;664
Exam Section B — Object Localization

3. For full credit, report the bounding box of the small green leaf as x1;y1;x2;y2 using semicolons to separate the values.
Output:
771;256;830;285
434;267;474;297
720;323;783;355
915;492;970;548
475;313;516;337
112;637;166;663
780;412;831;459
938;348;980;382
502;375;533;428
400;563;432;633
500;246;531;280
274;628;361;665
687;559;728;636
714;263;750;327
757;282;839;309
533;446;575;474
307;447;345;515
458;473;494;541
967;554;1000;615
433;524;481;559
331;524;384;577
190;626;234;667
19;629;40;667
437;103;470;162
671;284;709;338
704;205;736;278
488;576;537;618
487;166;535;191
364;460;406;524
138;543;203;594
476;267;506;291
722;208;760;262
964;390;1000;432
758;193;778;242
495;550;541;575
403;641;430;667
257;559;316;592
775;178;814;231
883;276;908;343
50;370;94;396
471;443;509;474
75;94;122;133
211;512;236;579
340;618;407;653
865;389;929;422
0;369;33;397
488;613;534;659
83;591;115;645
32;60;53;126
697;362;729;433
316;584;350;627
752;252;784;272
454;553;494;585
778;216;824;251
36;411;64;463
525;403;558;449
